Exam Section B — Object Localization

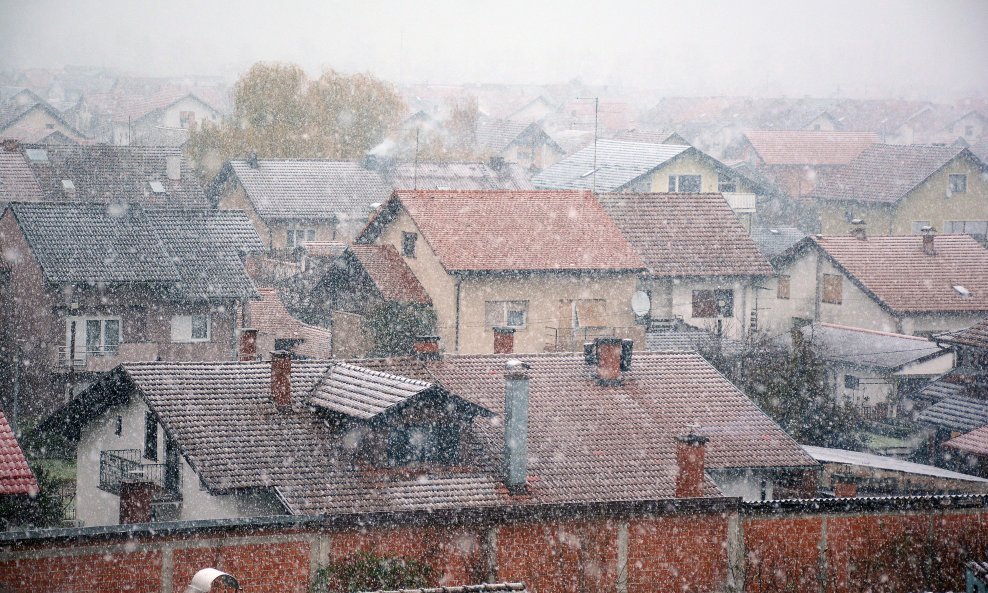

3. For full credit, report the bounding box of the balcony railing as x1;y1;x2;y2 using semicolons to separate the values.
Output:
544;326;645;352
58;343;158;372
98;449;181;502
722;192;757;214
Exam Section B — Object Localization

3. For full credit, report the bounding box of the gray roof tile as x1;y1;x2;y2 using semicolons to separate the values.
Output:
531;140;690;191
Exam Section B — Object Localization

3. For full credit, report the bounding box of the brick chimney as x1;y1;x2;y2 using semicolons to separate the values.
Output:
119;479;155;524
833;474;858;498
921;226;937;256
493;326;515;354
270;350;292;408
239;328;258;362
412;335;441;359
1;139;19;152
584;337;632;383
503;359;530;494
675;432;709;498
849;219;867;240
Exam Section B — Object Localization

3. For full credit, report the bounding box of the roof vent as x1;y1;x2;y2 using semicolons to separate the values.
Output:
24;148;48;162
954;285;971;297
149;181;167;194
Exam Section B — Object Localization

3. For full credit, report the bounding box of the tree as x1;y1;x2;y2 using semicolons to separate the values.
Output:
186;62;405;177
311;550;435;593
363;301;437;357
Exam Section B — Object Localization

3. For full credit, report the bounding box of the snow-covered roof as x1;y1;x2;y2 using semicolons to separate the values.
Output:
802;445;988;483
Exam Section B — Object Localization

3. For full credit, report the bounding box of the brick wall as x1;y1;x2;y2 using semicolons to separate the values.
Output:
1;497;987;593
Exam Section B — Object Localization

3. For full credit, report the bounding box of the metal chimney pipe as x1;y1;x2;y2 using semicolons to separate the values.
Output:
503;358;530;494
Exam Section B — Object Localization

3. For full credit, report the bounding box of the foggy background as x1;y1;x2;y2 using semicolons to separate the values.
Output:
1;0;987;100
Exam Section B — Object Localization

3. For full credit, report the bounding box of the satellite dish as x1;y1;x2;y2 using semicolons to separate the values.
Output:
631;291;651;316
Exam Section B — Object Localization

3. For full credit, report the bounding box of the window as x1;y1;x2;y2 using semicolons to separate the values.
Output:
965;125;975;137
822;274;843;304
777;275;791;300
286;228;316;249
179;110;196;129
114;415;123;437
844;375;860;390
948;174;967;194
144;411;158;461
171;314;211;343
668;174;702;192
573;299;607;328
717;174;737;193
692;290;734;318
387;423;460;466
65;316;122;357
945;220;988;242
402;232;418;257
911;221;931;235
485;300;529;329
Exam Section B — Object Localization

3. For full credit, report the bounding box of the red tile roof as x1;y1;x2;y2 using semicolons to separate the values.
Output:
371;190;645;272
349;244;431;304
0;411;37;496
248;288;332;358
744;131;879;165
945;425;988;457
599;193;773;277
810;144;973;204
0;151;44;203
935;318;988;351
811;234;988;313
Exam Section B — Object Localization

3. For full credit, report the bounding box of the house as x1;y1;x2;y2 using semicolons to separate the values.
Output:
0;90;89;144
43;337;817;526
598;193;773;338
86;91;223;146
355;190;647;354
791;323;954;421
609;129;691;146
0;409;38;497
246;288;332;360
383;161;534;191
759;229;988;336
2;142;209;209
531;140;762;222
474;118;565;171
809;144;988;238
734;130;878;198
0;202;261;418
209;158;393;250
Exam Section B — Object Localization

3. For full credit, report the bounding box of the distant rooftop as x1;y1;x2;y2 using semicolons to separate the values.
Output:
803;445;988;483
531;140;690;192
743;130;879;166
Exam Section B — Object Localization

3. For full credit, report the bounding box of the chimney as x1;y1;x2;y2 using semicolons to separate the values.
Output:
412;335;441;359
166;155;182;180
493;326;515;354
503;359;530;494
270;350;292;408
246;152;259;169
585;337;632;383
921;226;937;256
675;432;709;498
488;156;506;172
849;219;867;240
833;474;858;498
119;479;155;524
1;139;18;152
239;328;258;362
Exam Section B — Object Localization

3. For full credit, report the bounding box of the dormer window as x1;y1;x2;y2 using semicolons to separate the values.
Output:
61;179;75;194
149;181;166;194
948;174;967;194
386;422;460;466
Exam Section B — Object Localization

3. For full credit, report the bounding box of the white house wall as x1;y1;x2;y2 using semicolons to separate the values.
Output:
642;277;755;339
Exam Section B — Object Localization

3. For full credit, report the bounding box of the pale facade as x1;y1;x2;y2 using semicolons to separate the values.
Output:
642;277;759;339
217;183;343;250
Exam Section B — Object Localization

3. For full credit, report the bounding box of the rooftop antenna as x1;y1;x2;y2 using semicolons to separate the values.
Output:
577;96;599;194
413;127;420;190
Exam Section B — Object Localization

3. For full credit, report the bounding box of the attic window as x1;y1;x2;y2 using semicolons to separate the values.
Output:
954;285;971;297
61;179;75;192
149;181;166;194
25;148;48;162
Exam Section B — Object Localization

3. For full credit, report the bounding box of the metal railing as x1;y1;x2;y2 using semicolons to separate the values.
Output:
58;345;119;368
544;326;644;352
860;403;891;422
98;449;181;501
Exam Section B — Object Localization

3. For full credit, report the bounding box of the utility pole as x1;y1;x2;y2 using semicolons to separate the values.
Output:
577;97;599;193
413;128;420;190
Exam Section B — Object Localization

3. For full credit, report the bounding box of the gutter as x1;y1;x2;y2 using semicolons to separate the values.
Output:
454;275;462;353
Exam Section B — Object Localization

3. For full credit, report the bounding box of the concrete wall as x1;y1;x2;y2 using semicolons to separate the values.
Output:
2;497;987;593
818;156;988;236
0;106;85;143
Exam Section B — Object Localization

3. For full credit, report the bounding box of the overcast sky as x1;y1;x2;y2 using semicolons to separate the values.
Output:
1;0;986;100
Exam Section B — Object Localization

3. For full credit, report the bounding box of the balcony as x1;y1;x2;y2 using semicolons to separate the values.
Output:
98;449;181;502
544;326;645;352
59;343;158;373
722;192;757;214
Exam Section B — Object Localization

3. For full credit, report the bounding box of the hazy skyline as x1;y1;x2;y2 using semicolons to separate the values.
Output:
1;0;986;100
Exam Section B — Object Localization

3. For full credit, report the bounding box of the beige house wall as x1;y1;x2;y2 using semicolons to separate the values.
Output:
647;152;759;194
641;276;758;339
818;156;988;236
373;206;641;354
2;107;85;142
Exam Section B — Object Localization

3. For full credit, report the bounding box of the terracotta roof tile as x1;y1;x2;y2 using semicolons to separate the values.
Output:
744;130;879;165
810;144;974;204
0;410;38;496
385;162;534;191
945;425;988;457
599;193;773;277
813;234;988;313
379;190;645;272
935;318;988;351
248;288;332;358
348;244;431;304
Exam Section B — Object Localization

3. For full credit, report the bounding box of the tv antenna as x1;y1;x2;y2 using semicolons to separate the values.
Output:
577;96;599;194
